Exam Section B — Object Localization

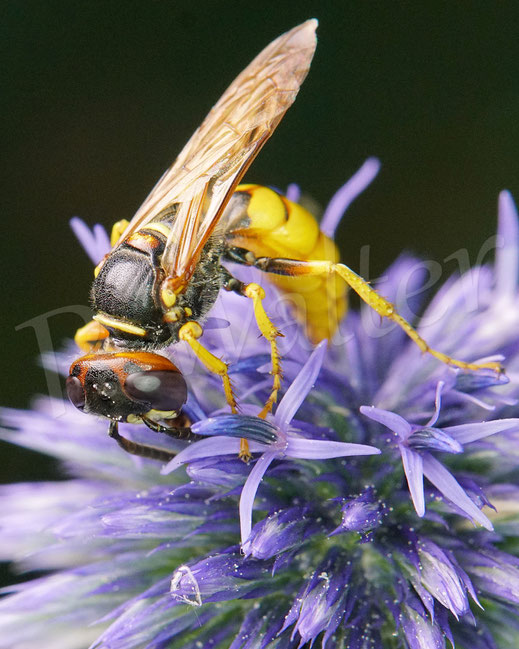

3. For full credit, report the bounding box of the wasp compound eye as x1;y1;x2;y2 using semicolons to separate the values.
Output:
124;370;188;411
66;375;86;410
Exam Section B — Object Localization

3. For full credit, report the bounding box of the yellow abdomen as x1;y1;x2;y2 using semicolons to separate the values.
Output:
227;184;347;342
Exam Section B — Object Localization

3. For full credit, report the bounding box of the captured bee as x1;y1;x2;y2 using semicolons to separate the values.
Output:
66;351;197;462
67;20;501;462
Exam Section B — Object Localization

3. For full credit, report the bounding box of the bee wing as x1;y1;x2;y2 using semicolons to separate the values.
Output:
115;19;317;281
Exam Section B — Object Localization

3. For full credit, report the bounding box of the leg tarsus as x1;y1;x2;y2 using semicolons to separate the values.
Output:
332;263;503;373
239;438;252;463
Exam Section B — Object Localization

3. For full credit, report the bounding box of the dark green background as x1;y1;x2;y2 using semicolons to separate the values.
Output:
2;1;519;485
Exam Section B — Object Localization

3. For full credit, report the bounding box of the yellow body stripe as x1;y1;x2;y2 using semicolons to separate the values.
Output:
93;314;148;337
143;222;172;239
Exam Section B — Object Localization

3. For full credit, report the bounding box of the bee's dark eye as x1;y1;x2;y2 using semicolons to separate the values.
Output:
124;370;187;411
66;375;86;409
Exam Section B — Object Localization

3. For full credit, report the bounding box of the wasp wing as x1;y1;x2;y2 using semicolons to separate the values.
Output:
115;19;317;282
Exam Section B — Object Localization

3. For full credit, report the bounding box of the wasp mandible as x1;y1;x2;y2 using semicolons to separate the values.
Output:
67;20;502;462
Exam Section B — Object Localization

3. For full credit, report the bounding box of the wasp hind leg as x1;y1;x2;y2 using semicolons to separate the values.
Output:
238;253;503;374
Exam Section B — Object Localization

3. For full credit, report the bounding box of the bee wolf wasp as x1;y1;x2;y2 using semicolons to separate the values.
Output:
66;20;501;462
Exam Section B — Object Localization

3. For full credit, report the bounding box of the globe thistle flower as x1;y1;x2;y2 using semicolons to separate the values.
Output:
3;160;519;649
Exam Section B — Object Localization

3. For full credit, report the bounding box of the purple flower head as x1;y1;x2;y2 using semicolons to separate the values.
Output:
4;169;519;649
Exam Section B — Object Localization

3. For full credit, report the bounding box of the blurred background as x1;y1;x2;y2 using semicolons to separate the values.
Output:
2;1;519;492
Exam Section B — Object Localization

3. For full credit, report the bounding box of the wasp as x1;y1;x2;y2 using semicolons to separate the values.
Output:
66;20;501;463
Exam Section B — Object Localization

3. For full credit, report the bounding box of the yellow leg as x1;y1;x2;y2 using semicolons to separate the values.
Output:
332;262;502;372
178;321;251;461
74;320;110;352
255;257;503;374
110;219;130;247
243;283;284;418
94;220;131;278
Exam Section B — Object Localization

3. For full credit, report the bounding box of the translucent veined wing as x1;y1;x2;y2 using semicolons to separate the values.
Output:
114;19;317;284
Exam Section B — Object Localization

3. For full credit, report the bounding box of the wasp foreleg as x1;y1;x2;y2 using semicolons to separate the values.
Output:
109;219;130;247
250;256;503;374
108;420;177;463
74;320;110;353
178;320;254;459
178;321;237;411
177;321;251;460
92;219;132;279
